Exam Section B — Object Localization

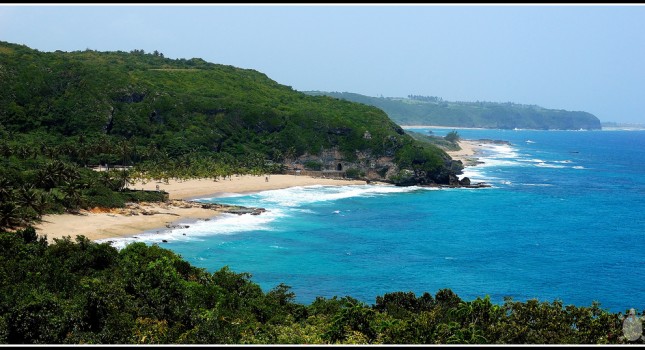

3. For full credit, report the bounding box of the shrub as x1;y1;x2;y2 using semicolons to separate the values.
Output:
303;161;323;171
345;168;364;179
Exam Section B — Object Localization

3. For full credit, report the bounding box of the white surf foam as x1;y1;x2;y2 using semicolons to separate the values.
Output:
244;184;422;207
534;162;566;168
98;185;430;249
97;208;285;249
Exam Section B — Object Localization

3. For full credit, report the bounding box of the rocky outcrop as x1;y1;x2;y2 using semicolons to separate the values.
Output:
289;147;400;183
88;200;266;217
287;146;477;188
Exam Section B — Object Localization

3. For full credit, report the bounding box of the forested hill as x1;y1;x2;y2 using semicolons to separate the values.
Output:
0;41;459;187
305;92;602;130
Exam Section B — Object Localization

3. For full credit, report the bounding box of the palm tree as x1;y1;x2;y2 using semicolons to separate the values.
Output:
0;201;21;229
35;160;78;191
16;184;38;220
117;137;136;169
31;191;51;219
284;146;297;169
115;168;132;191
60;180;83;213
0;177;14;202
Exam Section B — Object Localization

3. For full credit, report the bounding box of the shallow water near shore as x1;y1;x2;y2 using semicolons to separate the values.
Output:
112;128;645;312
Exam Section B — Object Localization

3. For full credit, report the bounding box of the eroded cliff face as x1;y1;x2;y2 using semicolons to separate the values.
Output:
286;147;469;187
287;148;396;181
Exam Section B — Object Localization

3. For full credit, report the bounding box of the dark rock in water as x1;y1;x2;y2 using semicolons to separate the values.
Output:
448;174;461;186
476;138;512;145
465;182;490;188
223;207;267;215
459;177;471;186
165;224;190;229
162;239;168;243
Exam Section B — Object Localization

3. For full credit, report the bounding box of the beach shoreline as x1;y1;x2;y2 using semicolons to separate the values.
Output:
400;125;485;166
35;175;367;244
35;140;484;245
446;139;483;167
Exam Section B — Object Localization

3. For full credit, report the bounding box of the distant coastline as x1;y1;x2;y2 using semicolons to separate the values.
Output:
305;92;602;130
404;124;645;131
601;126;645;131
401;125;488;130
601;121;645;130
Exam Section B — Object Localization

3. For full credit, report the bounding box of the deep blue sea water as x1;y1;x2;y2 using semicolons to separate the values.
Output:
102;128;645;313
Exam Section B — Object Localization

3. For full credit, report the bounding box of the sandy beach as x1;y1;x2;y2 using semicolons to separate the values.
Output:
399;125;482;165
35;175;367;243
446;140;482;166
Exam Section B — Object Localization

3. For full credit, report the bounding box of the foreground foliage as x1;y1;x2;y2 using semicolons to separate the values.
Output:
0;229;634;344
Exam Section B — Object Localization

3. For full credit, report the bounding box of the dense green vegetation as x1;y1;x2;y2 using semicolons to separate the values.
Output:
405;130;461;152
0;229;635;345
0;40;458;231
305;92;602;130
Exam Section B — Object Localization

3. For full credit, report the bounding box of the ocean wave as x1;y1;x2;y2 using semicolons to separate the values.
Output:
518;158;542;163
101;184;441;249
479;143;521;159
459;168;490;183
239;184;421;207
194;192;245;201
534;162;566;168
97;209;285;249
460;142;530;184
475;158;526;168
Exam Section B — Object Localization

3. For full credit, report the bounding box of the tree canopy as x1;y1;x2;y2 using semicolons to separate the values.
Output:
0;230;633;345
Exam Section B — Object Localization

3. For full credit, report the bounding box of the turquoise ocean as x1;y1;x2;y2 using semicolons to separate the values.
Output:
102;128;645;313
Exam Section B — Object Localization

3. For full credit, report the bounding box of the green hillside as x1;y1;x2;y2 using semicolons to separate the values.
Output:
1;42;407;161
305;92;602;130
0;41;465;230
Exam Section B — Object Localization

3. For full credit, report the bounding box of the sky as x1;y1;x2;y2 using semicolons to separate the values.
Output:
1;4;644;124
